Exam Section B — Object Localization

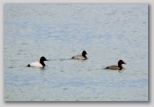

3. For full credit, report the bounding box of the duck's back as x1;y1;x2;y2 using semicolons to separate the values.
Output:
72;55;86;60
105;65;120;70
29;62;43;67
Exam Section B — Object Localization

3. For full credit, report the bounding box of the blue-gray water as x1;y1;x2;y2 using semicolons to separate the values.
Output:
4;4;148;101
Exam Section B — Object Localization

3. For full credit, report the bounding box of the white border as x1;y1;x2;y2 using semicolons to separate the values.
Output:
0;0;153;107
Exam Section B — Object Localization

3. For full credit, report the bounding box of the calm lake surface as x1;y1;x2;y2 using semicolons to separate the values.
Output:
4;4;148;101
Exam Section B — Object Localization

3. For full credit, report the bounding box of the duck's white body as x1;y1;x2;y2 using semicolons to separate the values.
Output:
29;62;43;67
72;55;86;60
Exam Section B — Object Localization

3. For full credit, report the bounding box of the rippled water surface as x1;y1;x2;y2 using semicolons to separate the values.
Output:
4;4;148;101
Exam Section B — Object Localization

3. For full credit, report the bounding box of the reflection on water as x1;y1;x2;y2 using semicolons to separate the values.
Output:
4;4;148;101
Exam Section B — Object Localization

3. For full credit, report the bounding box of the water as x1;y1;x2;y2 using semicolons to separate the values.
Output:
4;4;148;101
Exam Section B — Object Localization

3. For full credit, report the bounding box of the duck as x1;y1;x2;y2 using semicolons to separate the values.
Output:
105;60;126;70
27;56;48;68
71;51;88;60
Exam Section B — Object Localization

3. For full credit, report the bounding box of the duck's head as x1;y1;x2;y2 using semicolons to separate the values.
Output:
118;60;126;65
40;56;48;62
82;51;87;56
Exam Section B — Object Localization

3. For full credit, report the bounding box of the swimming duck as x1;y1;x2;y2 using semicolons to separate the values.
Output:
105;60;126;70
71;51;88;60
27;56;48;68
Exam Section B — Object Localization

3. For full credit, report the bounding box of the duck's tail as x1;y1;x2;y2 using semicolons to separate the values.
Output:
104;67;109;69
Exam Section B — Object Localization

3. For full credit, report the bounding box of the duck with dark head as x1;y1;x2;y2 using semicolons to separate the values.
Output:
71;51;88;60
105;60;126;70
27;56;48;68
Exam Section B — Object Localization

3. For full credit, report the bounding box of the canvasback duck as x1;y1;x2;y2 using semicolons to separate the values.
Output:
105;60;126;70
27;56;48;68
71;51;88;60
